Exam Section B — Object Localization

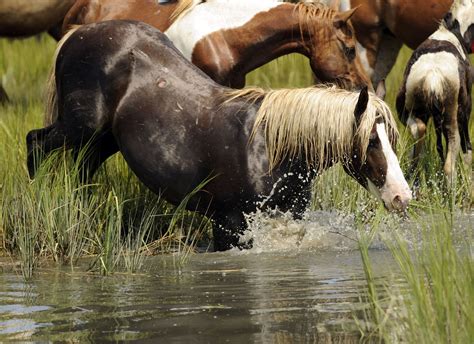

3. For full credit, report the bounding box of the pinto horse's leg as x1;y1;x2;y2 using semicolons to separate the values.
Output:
459;103;472;170
407;114;427;177
213;210;249;251
26;124;70;179
72;131;119;183
443;103;461;186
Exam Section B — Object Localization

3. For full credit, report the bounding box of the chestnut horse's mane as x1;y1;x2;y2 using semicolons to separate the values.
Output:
225;86;398;171
170;0;337;25
170;0;204;22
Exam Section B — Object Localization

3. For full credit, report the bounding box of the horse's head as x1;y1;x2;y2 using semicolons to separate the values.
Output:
344;86;412;212
444;0;474;53
299;4;371;90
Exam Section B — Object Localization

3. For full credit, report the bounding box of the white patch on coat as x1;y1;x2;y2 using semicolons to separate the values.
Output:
165;0;282;60
451;1;474;40
405;51;460;109
356;42;374;77
430;29;468;59
340;0;351;11
406;115;420;139
368;123;411;210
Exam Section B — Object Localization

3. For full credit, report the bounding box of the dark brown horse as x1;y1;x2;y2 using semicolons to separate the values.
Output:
27;21;411;251
62;0;371;89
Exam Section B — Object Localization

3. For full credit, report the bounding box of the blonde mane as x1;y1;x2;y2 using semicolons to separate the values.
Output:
44;25;82;125
226;86;398;171
170;0;203;22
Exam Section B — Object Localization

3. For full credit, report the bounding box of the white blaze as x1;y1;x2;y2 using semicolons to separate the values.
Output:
165;0;282;60
367;123;412;210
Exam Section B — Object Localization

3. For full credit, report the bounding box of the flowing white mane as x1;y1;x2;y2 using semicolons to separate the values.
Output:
226;86;398;171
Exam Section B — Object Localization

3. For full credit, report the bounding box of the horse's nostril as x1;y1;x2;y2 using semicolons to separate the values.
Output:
392;195;404;210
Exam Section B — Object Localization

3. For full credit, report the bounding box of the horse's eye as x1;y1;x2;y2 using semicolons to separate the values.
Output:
368;139;377;148
344;46;356;60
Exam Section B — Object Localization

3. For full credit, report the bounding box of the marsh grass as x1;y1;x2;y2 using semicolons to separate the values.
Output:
358;211;473;343
0;36;473;344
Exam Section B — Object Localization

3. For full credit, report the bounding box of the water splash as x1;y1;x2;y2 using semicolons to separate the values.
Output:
235;208;473;254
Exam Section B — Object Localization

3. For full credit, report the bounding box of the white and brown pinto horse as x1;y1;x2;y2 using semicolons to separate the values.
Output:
396;0;474;184
27;21;410;250
62;0;371;89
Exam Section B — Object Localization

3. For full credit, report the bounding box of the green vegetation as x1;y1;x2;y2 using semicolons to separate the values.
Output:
0;35;473;342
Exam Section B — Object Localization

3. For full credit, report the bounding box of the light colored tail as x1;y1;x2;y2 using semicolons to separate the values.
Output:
421;69;449;112
44;25;82;125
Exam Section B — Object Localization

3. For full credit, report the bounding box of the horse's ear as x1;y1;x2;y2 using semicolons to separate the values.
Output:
354;87;369;121
333;7;358;28
443;12;454;29
375;80;386;100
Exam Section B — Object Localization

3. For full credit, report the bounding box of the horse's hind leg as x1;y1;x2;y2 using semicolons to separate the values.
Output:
443;103;461;186
26;124;70;179
406;114;426;177
72;131;119;183
459;107;472;171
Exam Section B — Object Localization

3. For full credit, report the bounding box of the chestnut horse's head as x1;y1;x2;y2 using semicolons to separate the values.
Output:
297;3;372;90
344;86;412;212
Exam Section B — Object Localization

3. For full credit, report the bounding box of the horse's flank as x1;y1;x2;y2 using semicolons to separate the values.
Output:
226;86;398;170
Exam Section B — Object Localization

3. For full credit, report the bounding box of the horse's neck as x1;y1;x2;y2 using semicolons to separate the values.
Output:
230;4;311;73
216;4;321;76
164;0;283;60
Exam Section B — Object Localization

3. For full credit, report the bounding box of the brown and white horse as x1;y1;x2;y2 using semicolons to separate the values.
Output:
27;21;410;250
62;0;371;89
396;0;473;184
314;0;457;84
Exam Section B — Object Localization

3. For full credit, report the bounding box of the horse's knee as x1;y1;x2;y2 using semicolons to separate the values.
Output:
212;211;249;251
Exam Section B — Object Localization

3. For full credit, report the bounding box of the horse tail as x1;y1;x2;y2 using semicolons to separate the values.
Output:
44;25;82;125
421;69;450;115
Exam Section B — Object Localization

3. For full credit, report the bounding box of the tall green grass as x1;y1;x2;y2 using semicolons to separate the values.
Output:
0;35;210;277
1;36;473;287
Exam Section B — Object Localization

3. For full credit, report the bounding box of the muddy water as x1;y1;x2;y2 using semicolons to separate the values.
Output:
3;209;468;343
0;250;396;343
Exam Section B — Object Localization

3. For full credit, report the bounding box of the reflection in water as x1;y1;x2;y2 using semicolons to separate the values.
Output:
5;209;466;342
0;251;395;343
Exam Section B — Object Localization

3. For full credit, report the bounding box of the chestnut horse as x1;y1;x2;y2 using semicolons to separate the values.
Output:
0;0;75;104
27;21;410;250
319;0;467;85
62;0;370;89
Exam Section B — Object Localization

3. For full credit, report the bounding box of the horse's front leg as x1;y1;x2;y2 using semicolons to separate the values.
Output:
371;34;403;86
212;210;249;251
